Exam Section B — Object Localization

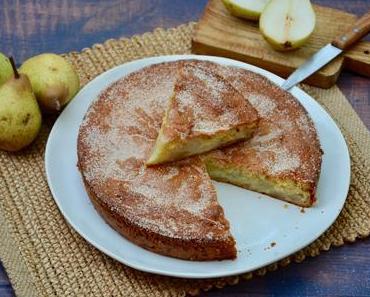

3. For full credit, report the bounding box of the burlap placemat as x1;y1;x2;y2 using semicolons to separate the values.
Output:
0;23;369;297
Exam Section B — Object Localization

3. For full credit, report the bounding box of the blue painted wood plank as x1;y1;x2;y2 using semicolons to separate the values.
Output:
0;261;11;286
0;286;15;297
0;0;208;63
202;240;370;296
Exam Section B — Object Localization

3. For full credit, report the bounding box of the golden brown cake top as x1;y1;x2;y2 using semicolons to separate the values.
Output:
78;62;233;242
78;59;322;249
203;61;322;187
160;62;259;141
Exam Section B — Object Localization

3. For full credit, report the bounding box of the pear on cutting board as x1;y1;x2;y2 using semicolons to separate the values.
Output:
19;53;80;113
0;57;42;152
222;0;269;20
0;52;13;86
260;0;316;51
223;0;269;20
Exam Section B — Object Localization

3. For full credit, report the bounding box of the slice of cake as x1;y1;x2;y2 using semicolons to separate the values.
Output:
146;62;259;165
202;63;322;207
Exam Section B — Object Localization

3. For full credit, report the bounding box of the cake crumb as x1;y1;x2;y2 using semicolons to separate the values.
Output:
300;208;306;213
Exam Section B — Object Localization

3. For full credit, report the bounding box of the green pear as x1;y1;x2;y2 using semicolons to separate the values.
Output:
260;0;316;51
222;0;269;20
0;58;42;152
19;53;80;113
0;52;13;86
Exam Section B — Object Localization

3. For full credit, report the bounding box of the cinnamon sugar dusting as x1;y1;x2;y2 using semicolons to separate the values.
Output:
247;93;277;117
204;62;322;182
166;63;258;137
78;62;232;240
248;121;302;174
78;60;322;244
255;142;300;175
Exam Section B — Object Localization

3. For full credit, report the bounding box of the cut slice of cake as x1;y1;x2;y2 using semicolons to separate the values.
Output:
146;62;259;165
202;63;322;207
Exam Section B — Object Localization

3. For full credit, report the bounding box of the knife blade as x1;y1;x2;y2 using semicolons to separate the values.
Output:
281;11;370;90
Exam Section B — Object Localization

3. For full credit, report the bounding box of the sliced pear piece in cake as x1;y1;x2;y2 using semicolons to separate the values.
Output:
147;62;259;165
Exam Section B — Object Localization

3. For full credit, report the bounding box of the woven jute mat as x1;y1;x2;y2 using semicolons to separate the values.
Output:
0;23;369;297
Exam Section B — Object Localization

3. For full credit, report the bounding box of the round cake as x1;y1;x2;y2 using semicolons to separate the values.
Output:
77;60;322;261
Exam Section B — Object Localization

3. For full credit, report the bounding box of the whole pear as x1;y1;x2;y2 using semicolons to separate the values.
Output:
0;52;13;86
0;58;42;151
19;53;80;113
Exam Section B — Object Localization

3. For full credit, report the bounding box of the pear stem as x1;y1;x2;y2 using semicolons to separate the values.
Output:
9;56;20;79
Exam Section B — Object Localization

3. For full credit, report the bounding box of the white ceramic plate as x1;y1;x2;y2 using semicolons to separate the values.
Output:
45;55;350;279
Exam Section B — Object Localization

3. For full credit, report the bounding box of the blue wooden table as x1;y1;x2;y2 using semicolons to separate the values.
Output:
1;1;370;296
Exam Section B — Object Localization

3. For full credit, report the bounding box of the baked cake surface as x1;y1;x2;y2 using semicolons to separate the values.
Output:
78;59;322;261
147;62;259;165
202;62;322;207
77;62;236;261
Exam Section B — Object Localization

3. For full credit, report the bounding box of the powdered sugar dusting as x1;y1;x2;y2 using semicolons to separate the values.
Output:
127;166;209;216
192;111;237;133
78;62;231;241
163;167;179;180
204;62;322;182
191;65;227;99
255;142;300;174
296;113;314;135
83;127;146;181
108;160;228;239
170;63;255;136
250;127;283;144
248;93;277;117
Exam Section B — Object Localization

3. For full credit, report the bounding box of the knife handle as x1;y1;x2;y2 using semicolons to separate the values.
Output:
332;11;370;50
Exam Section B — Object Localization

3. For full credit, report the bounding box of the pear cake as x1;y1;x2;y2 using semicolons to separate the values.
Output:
78;62;237;261
147;62;259;165
77;60;322;261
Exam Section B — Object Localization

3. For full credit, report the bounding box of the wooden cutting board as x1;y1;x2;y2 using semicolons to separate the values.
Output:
192;0;370;88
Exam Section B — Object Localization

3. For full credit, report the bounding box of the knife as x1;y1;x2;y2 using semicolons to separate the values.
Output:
281;11;370;90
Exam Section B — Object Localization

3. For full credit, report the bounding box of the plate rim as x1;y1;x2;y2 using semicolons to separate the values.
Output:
45;54;351;278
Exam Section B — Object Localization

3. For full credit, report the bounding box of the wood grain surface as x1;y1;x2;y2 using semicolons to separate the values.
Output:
1;1;369;296
192;0;370;88
331;11;370;50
